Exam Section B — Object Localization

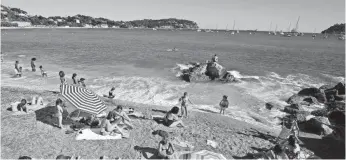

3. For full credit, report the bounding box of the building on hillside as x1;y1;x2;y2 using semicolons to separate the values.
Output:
84;24;92;28
48;19;54;21
160;25;173;29
57;19;63;22
100;24;108;28
11;21;31;27
18;13;27;17
112;26;120;28
75;19;80;24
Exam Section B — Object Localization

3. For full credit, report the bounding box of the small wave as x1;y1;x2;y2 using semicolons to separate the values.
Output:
18;55;26;57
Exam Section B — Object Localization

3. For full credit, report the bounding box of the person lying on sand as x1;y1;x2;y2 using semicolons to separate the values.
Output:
39;66;48;77
219;95;229;115
179;92;194;118
100;111;127;137
152;106;186;128
109;105;134;130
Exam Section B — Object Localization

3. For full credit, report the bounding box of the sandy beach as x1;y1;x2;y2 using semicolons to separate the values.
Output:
2;86;345;159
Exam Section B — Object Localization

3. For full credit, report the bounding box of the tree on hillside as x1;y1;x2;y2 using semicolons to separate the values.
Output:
322;23;345;34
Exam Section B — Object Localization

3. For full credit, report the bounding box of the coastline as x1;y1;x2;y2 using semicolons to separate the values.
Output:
3;86;344;159
1;86;277;159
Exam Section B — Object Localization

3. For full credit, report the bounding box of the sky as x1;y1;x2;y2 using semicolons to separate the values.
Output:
2;0;345;32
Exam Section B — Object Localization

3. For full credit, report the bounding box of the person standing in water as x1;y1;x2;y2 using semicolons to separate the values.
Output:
79;78;86;87
108;87;115;98
15;61;19;74
72;73;78;84
59;71;67;84
39;66;47;77
219;95;229;115
179;92;194;118
31;58;36;72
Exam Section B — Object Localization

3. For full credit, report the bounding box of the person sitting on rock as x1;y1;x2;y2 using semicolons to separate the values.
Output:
284;135;300;159
212;54;218;63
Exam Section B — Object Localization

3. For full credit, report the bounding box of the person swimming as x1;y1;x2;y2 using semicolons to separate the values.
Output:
31;58;36;72
39;66;47;77
72;73;78;84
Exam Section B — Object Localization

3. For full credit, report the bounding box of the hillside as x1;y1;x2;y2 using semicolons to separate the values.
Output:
321;23;345;34
0;5;199;29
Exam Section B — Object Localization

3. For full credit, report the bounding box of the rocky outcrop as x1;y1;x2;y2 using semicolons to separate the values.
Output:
302;117;334;135
326;82;345;95
205;62;225;80
283;103;304;114
265;102;281;110
298;87;321;97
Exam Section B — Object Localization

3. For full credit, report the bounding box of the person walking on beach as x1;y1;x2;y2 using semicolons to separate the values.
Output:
72;73;78;84
59;71;67;84
31;58;36;72
179;92;193;118
39;66;47;77
219;95;229;115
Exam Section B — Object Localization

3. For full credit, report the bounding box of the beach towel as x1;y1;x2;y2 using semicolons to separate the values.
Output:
75;128;122;140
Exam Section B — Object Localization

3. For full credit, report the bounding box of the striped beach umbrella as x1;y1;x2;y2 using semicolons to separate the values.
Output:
175;150;228;160
60;84;107;115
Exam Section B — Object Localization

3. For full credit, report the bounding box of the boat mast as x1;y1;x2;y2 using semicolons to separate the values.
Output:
295;16;300;32
275;24;277;32
232;20;235;31
288;22;291;32
269;21;272;33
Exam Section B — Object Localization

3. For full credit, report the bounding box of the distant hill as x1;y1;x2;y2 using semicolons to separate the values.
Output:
1;5;199;29
321;23;345;34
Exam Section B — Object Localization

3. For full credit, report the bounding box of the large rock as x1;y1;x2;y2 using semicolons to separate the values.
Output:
205;62;224;80
283;103;304;114
325;82;345;95
287;94;305;104
328;111;345;125
311;109;328;117
319;84;334;90
303;117;333;135
327;101;345;111
298;87;320;97
301;97;319;106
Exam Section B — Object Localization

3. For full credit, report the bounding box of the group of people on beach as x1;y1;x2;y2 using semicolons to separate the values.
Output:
13;58;47;77
59;71;86;87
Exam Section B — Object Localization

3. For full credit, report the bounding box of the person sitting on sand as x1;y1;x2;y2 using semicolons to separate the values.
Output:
59;71;67;84
109;105;134;130
72;73;78;85
31;58;36;72
55;98;64;129
79;78;86;88
156;132;175;159
153;106;186;128
17;67;23;77
17;99;28;112
284;135;300;159
100;111;127;137
108;87;115;98
219;95;229;115
264;144;289;160
39;66;48;77
179;92;194;118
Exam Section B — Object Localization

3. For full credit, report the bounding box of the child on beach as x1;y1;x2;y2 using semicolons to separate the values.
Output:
15;61;19;73
72;73;78;84
17;67;23;77
79;78;86;87
55;98;64;129
219;95;229;115
39;66;48;77
31;58;36;72
179;92;194;118
59;71;67;84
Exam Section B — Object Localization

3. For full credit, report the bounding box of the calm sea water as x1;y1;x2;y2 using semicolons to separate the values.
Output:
1;29;345;127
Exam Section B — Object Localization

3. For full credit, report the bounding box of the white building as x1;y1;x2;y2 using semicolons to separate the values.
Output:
84;24;92;28
100;24;108;28
11;21;31;27
57;19;63;22
75;19;80;24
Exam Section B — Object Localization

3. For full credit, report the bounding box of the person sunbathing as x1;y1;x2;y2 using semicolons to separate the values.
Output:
100;112;126;137
153;130;175;159
152;106;185;128
109;105;134;130
16;99;28;112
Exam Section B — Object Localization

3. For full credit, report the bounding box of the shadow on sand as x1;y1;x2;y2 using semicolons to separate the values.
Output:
134;146;160;159
35;105;75;128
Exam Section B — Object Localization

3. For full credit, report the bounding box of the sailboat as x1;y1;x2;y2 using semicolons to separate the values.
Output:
231;20;235;35
284;22;292;37
268;22;272;35
225;24;229;32
273;25;277;35
312;28;316;39
236;28;239;34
